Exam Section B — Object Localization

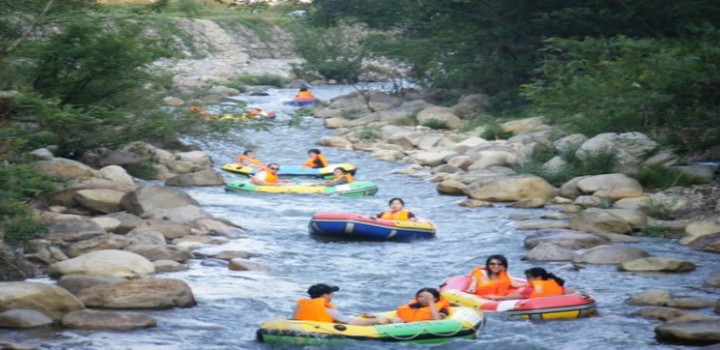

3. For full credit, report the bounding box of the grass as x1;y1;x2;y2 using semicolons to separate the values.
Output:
391;114;418;126
634;164;707;190
358;128;379;140
421;118;449;130
124;162;159;179
643;197;676;220
481;121;513;140
641;224;672;237
515;145;617;186
236;73;289;87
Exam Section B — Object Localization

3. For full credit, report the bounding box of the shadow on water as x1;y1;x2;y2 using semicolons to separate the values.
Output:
6;85;719;350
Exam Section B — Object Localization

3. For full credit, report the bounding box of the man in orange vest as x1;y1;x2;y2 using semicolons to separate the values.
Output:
251;163;288;186
293;283;389;325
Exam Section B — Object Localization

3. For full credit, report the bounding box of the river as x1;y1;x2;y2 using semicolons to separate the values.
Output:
5;85;719;350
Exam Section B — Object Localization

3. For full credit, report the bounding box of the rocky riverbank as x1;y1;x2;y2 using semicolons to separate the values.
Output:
306;89;720;345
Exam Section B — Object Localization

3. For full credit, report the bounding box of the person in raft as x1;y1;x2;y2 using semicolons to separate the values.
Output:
302;148;329;169
322;167;353;186
486;267;574;300
236;150;264;167
295;86;318;101
250;163;289;186
371;197;418;222
293;283;389;325
388;287;450;323
466;254;526;297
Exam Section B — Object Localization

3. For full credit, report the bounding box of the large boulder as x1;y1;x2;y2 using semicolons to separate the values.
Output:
77;278;196;309
66;234;128;258
576;174;644;201
32;158;100;180
524;229;609;250
0;282;84;320
681;220;720;246
317;136;352;149
436;180;467;196
120;185;199;216
74;189;126;214
328;90;403;112
626;290;672;306
656;320;720;345
165;169;224;186
57;275;127;295
49;250;155;279
523;242;574;261
466;175;557;202
576;132;657;166
572;245;650;264
619;257;696;272
409;150;456;167
415;106;463;130
0;309;53;328
452;93;490;118
569;208;634;234
501;116;546;135
99;165;135;185
62;309;156;330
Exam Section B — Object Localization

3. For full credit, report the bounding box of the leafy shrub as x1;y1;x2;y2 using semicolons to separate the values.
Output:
291;21;366;82
3;216;49;245
634;164;707;190
236;73;288;87
421;118;449;130
124;162;159;180
643;197;676;220
391;114;417;126
358;128;379;140
481;122;513;140
515;145;617;186
641;224;672;237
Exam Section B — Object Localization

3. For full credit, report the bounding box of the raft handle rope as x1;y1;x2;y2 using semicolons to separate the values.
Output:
377;321;467;341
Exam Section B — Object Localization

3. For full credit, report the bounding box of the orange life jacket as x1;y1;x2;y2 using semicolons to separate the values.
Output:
379;210;412;221
296;90;316;100
236;155;263;167
294;298;336;322
470;267;512;297
251;168;278;184
189;105;211;121
528;279;565;298
303;154;328;168
332;174;353;184
395;298;450;322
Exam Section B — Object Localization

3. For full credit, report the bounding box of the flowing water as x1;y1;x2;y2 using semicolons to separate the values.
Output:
5;85;719;350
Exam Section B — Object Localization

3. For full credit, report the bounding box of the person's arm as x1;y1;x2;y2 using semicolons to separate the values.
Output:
426;301;442;320
408;211;418;222
487;287;531;301
466;276;478;293
327;309;387;325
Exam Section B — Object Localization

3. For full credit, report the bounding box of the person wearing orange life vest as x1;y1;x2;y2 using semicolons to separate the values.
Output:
371;197;418;222
302;149;329;168
486;267;573;300
236;150;264;167
466;255;526;297
389;288;450;323
295;86;318;101
293;283;389;325
189;101;212;121
322;167;353;186
251;163;289;186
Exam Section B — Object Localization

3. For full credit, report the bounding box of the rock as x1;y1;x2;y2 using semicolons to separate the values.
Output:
459;199;493;207
30;148;54;160
633;306;688;321
553;134;588;152
671;165;716;184
0;282;84;320
681;220;720;245
120;184;199;216
62;310;156;330
208;85;240;96
213;250;251;261
328;90;402;112
98;150;147;167
590;232;641;243
0;309;53;328
174;151;211;168
49;249;155;279
619;257;696;272
99;212;142;234
644;151;680;167
524;243;574;261
467;150;518;170
153;260;186;272
437;180;467;196
667;314;719;323
409;150;456;167
317;136;352;149
466;174;557;202
90;217;121;233
48;216;106;239
77;278;196;309
323;117;351;128
451;93;489;118
514;220;570;230
704;271;720;291
32;158;100;180
66;234;128;258
569;208;634;234
446;155;474;170
501;116;546;135
656;320;720;345
165;169;225;186
524;229;609;250
627;290;672;306
163;96;184;107
415;106;464;130
559;176;592;199
228;258;271;272
193;218;245;237
125;244;192;262
573;195;604;207
576;174;644;201
572;245;650;264
135;219;192;240
57;275;126;295
666;298;717;310
508;198;547;208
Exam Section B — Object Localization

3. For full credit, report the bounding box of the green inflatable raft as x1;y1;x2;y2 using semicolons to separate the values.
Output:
225;180;378;198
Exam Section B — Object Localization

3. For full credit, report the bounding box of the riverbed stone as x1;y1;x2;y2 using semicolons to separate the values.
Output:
680;220;720;245
508;198;547;209
99;165;136;186
459;199;493;207
153;260;187;272
228;258;271;272
66;234;128;258
633;306;688;321
572;245;650;264
523;243;574;261
57;275;127;295
77;278;196;309
124;244;191;262
667;314;719;323
515;220;570;231
317;136;352;149
570;208;633;234
49;249;155;279
627;290;672;306
62;310;156;330
466;174;557;202
437;180;467;196
0;309;53;328
618;257;696;273
32;158;101;180
0;282;84;320
165;169;225;186
704;271;720;291
590;232;641;243
576;174;644;201
524;229;609;250
656;320;720;345
416;106;463;130
120;184;199;216
144;205;208;225
126;228;167;246
687;232;720;253
666;298;717;309
99;212;143;234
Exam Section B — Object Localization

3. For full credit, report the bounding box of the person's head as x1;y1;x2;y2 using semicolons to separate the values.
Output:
307;283;339;299
485;255;508;276
267;163;280;173
388;197;405;211
308;149;322;156
243;150;255;157
300;87;308;92
249;107;261;114
415;287;440;306
333;167;347;176
525;267;565;286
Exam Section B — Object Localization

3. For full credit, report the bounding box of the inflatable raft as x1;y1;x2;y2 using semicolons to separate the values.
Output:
283;98;320;107
439;276;596;320
256;307;485;345
225;180;378;198
221;163;357;177
309;213;436;240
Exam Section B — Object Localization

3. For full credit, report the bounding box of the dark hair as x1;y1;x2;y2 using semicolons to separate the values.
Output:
485;255;509;278
243;150;254;155
300;87;308;91
524;267;565;286
388;197;405;206
308;148;321;155
415;287;440;301
334;167;347;174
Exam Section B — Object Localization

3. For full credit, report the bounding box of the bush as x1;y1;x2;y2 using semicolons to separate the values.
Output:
515;145;617;186
124;162;159;180
641;224;672;237
421;118;449;130
291;21;366;82
358;128;379;140
643;196;676;220
3;216;49;245
0;164;54;246
634;164;707;190
236;73;288;87
391;114;417;126
481;122;513;140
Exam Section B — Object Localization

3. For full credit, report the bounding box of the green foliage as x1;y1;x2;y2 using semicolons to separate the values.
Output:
641;224;672;237
0;163;53;246
236;74;288;87
3;216;48;245
634;164;708;190
515;146;617;186
291;21;366;82
124;162;159;180
358;128;379;140
391;114;417;126
480;122;513;141
421;118;449;130
643;197;677;220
